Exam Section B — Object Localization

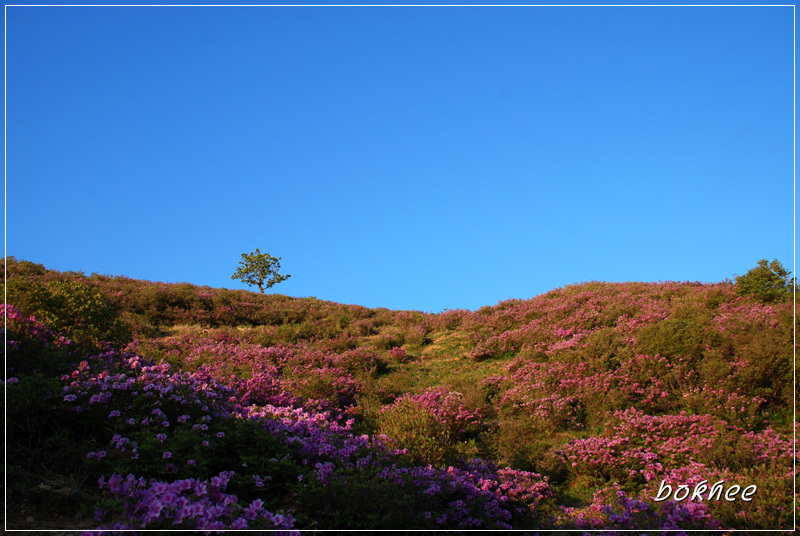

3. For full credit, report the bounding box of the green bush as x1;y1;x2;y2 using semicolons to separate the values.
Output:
373;328;406;351
291;467;428;530
44;279;130;348
635;307;714;364
6;375;93;479
735;259;793;303
377;403;454;466
5;275;130;350
704;465;793;529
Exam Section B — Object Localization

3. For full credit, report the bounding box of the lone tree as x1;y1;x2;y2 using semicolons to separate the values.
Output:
231;248;291;294
735;259;794;303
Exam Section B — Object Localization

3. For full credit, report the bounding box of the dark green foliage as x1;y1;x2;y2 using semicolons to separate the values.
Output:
6;375;77;472
735;259;793;303
5;320;75;379
292;469;427;530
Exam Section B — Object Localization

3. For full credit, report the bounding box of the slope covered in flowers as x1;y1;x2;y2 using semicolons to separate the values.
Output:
3;257;795;533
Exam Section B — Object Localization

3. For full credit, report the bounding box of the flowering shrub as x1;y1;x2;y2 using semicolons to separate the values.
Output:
3;304;73;377
378;386;484;465
91;471;296;532
129;334;368;411
570;483;721;532
560;408;792;483
3;270;129;350
387;345;410;363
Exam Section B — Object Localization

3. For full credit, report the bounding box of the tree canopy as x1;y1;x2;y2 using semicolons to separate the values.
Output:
231;248;291;294
735;258;793;303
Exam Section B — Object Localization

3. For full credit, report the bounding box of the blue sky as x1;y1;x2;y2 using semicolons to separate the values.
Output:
6;5;794;313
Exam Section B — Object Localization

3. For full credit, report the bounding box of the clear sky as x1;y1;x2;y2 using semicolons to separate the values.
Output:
5;4;794;313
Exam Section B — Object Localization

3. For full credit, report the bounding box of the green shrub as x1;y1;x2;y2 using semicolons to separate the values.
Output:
5;275;130;350
635;306;714;364
377;403;454;466
488;414;549;472
735;259;793;303
6;375;92;477
733;328;793;407
373;328;405;351
704;465;793;530
44;279;130;348
291;467;428;530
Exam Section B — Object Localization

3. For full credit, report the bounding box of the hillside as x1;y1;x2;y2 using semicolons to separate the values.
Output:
3;257;795;533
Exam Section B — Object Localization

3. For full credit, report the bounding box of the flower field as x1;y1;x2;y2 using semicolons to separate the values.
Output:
3;257;796;533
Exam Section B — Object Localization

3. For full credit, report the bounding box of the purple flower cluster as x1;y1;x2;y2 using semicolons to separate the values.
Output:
571;483;721;533
372;460;552;529
90;471;296;532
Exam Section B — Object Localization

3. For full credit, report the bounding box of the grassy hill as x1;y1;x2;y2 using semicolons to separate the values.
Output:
3;257;795;533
